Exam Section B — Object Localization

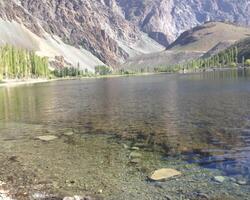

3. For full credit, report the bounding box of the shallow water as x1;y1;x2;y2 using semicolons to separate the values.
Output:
0;69;250;199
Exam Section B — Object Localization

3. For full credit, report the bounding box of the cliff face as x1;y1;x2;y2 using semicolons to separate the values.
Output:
115;0;250;46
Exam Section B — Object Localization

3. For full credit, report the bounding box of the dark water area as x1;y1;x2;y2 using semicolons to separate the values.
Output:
0;69;250;199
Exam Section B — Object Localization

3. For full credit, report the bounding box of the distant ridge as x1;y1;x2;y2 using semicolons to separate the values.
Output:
167;22;250;52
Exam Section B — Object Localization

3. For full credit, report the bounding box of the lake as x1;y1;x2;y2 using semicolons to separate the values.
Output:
0;69;250;200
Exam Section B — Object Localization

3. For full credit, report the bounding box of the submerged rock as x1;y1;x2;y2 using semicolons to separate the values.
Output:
122;144;129;149
129;152;142;159
131;147;140;151
134;143;148;148
129;158;141;164
237;180;247;185
63;195;93;200
36;135;58;141
63;131;74;136
149;168;182;181
213;176;225;183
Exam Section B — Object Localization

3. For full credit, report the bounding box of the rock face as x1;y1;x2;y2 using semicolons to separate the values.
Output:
115;0;250;46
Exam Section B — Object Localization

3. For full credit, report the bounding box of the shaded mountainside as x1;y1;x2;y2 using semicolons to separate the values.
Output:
236;37;250;61
120;50;203;72
221;37;250;62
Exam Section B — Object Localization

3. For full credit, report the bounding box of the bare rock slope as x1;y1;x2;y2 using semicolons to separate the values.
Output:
116;0;250;46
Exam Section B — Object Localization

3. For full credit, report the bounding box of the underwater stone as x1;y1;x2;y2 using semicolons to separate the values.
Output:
36;135;58;141
149;168;182;181
213;176;225;183
129;152;142;159
63;131;74;136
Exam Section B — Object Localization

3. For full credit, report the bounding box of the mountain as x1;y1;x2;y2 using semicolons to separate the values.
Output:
0;0;164;71
121;22;250;71
116;0;250;46
167;22;250;52
0;0;250;71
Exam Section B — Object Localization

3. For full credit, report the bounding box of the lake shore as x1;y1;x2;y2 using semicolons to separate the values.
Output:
0;67;248;88
0;73;162;88
0;79;54;88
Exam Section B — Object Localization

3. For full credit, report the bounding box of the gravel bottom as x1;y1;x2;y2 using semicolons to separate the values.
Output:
0;127;249;200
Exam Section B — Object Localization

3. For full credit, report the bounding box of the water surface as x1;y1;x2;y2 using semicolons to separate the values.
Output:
0;69;250;199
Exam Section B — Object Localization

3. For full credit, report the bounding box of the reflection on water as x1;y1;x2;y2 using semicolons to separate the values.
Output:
0;69;250;182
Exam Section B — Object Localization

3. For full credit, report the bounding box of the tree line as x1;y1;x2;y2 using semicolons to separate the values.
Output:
0;45;50;80
53;65;112;77
0;45;114;81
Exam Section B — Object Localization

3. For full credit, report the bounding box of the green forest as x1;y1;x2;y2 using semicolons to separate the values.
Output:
0;45;49;80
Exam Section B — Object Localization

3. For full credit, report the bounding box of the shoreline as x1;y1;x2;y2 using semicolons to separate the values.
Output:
0;73;162;88
0;67;248;88
0;79;55;88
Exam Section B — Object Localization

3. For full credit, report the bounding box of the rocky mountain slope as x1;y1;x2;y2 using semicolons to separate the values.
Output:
116;0;250;46
0;0;164;71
